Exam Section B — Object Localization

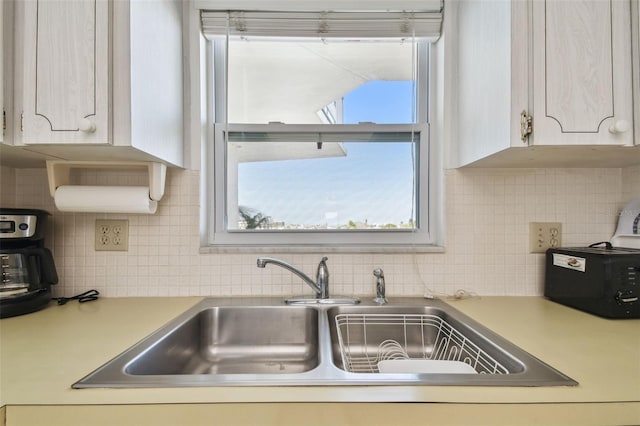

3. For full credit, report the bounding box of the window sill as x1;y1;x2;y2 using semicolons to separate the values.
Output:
199;244;445;254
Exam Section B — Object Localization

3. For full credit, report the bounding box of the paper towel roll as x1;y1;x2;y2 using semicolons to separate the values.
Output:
54;186;158;214
611;197;640;249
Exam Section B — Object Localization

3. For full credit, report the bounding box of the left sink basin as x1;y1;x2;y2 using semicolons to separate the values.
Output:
127;306;319;375
73;299;320;388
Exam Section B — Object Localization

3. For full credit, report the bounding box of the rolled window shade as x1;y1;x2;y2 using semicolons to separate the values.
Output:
200;9;443;40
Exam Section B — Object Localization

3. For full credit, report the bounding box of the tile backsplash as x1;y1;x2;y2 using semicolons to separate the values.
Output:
1;164;638;299
623;164;640;203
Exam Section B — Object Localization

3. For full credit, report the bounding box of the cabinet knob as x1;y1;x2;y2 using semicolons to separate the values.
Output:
608;120;630;134
78;119;96;133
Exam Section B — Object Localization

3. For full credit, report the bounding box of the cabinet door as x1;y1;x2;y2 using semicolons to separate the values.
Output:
20;0;109;144
531;0;633;146
1;0;4;144
633;0;639;145
1;0;8;145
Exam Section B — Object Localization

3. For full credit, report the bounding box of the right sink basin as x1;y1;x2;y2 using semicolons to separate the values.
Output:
326;303;577;386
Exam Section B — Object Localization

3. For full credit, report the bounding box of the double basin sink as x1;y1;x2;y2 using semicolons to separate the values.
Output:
73;297;577;388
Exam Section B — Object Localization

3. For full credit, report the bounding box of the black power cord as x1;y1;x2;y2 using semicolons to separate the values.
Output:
589;241;613;250
54;289;100;305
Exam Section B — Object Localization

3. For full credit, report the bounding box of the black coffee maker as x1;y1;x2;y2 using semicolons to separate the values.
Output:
0;208;58;318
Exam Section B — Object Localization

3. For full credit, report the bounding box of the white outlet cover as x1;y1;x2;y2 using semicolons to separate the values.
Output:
529;222;562;254
95;220;129;251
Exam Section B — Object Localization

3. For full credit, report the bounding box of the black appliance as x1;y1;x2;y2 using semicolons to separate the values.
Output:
544;245;640;319
0;208;58;318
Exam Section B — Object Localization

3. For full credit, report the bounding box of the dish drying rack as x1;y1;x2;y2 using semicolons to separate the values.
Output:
334;313;510;374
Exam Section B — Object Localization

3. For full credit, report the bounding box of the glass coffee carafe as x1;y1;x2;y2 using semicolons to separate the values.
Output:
0;209;58;318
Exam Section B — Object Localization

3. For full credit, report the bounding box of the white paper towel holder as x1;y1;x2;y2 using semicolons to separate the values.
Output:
611;197;640;249
46;160;167;203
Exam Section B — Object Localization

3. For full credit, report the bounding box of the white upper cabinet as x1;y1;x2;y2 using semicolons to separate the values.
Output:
1;0;10;146
633;0;640;146
19;0;110;145
2;0;16;149
531;0;633;146
9;0;184;167
1;0;4;145
453;0;639;168
454;0;528;167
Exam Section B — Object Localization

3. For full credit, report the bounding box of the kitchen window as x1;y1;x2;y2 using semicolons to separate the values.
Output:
200;8;443;250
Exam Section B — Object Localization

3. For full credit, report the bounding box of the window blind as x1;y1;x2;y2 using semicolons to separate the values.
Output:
200;9;443;41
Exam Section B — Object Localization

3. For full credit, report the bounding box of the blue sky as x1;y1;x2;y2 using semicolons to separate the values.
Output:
237;81;416;227
343;81;414;124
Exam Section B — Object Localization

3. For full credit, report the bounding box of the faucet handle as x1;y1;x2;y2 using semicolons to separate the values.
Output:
317;257;328;274
316;257;329;299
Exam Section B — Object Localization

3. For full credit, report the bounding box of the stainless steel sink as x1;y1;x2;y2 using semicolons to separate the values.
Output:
325;305;572;385
73;297;577;388
126;306;319;375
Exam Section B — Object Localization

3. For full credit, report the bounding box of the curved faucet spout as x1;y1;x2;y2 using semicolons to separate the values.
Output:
256;257;322;296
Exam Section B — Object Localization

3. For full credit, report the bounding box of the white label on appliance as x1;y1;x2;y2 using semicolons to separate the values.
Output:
552;254;586;272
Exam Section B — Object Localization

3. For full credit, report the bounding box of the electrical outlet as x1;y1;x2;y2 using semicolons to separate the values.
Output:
529;222;562;253
95;220;129;251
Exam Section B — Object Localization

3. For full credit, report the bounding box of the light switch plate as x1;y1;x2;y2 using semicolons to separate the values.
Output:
95;220;129;251
529;222;562;253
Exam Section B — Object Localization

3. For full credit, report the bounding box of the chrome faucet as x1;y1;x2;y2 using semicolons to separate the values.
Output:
257;256;330;299
373;267;388;305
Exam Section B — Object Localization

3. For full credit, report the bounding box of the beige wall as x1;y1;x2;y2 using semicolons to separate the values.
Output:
0;164;634;299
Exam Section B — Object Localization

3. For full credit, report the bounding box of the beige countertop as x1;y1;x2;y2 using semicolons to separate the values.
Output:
1;296;639;424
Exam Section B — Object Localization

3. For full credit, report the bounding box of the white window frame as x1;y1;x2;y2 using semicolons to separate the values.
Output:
202;26;442;252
